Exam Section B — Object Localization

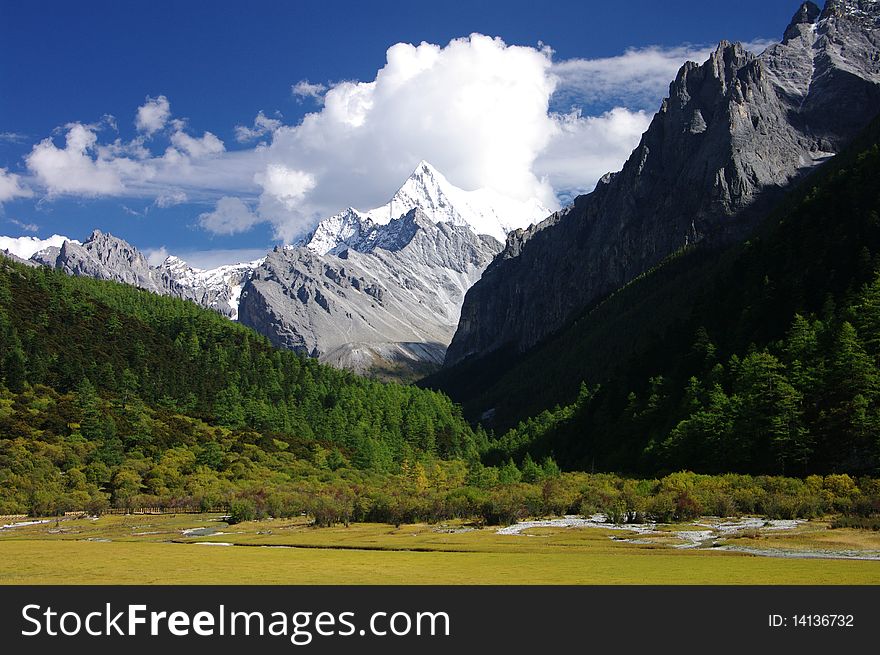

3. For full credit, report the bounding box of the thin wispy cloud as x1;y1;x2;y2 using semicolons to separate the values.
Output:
292;80;328;103
7;217;39;232
234;111;283;143
551;38;777;112
0;132;28;143
198;196;261;235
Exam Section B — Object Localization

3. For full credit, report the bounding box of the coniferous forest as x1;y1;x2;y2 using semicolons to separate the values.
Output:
439;119;880;480
3;110;880;528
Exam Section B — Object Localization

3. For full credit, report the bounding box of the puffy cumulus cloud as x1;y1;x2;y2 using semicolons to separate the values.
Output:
15;34;768;241
198;196;262;235
256;164;316;209
135;95;171;135
25;123;133;196
253;165;318;239
168;126;225;158
292;80;327;103
536;108;652;200
260;34;560;239
0;168;33;202
23;113;234;200
234;111;283;143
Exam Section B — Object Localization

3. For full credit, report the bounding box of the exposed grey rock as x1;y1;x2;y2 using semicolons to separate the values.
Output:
0;249;39;267
32;230;252;319
29;246;61;267
238;208;501;379
446;0;880;366
157;255;255;320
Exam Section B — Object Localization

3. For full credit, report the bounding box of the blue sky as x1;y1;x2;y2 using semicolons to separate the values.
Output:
0;0;798;267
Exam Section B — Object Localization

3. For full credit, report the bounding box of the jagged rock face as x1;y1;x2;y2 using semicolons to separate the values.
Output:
446;1;880;366
238;208;501;378
52;231;167;291
13;160;545;379
0;249;39;267
32;230;256;319
157;256;255;320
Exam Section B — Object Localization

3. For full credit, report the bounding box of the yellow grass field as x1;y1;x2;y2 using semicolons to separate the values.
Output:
1;514;878;584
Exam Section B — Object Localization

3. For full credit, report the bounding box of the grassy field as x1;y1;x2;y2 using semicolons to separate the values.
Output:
1;514;878;584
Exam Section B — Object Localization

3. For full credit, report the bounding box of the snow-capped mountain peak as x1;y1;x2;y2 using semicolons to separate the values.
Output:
363;160;549;242
301;160;549;255
303;207;374;256
158;254;264;320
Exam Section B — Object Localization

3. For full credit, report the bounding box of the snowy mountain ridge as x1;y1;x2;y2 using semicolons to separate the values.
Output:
2;160;550;379
300;160;549;256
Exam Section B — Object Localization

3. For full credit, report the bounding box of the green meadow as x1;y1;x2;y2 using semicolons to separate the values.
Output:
1;513;878;585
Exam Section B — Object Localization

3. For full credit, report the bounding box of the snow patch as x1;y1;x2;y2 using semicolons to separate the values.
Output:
300;161;550;255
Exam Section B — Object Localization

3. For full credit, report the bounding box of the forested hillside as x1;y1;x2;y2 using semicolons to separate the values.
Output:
3;152;880;519
479;119;880;477
0;259;495;514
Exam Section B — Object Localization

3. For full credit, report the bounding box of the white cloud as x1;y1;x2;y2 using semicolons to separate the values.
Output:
8;218;39;233
135;95;171;135
0;233;74;259
145;245;170;266
234;111;283;143
292;80;327;103
155;190;188;208
14;35;776;241
741;38;778;56
536;107;652;199
259;34;560;240
121;204;145;217
23;116;237;201
169;128;225;158
25;123;133;196
551;45;716;112
0;168;33;202
255;164;316;210
198;196;262;235
0;132;27;143
552;39;777;113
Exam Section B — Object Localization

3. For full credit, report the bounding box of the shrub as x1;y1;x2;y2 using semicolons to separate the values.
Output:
674;492;702;521
228;498;257;524
830;516;880;530
645;493;676;522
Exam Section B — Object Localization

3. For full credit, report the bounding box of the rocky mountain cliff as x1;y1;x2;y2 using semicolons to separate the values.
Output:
445;0;880;366
234;161;545;379
12;161;546;379
239;209;501;378
31;230;259;319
